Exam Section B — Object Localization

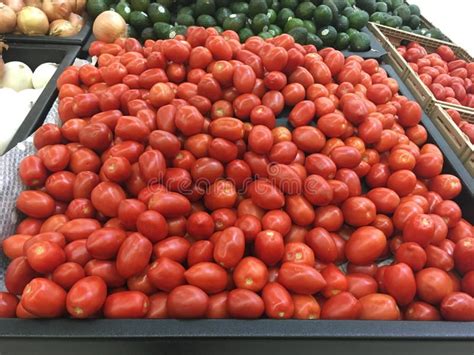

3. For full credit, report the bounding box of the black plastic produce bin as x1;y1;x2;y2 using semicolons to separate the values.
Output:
3;19;92;47
0;56;473;355
3;43;80;153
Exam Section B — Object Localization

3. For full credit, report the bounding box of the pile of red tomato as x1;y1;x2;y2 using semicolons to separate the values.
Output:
1;27;473;321
398;42;474;142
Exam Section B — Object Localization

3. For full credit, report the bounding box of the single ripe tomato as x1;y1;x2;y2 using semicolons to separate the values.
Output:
66;276;107;318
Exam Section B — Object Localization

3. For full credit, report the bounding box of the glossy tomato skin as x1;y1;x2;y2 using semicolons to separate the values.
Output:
277;262;326;295
104;291;149;319
167;285;209;319
213;227;245;269
254;230;285;266
16;191;55;219
384;263;416;306
66;276;107;318
52;262;85;290
227;289;264;319
440;292;474;321
358;293;400;320
321;291;361;320
21;278;66;318
416;267;454;304
233;257;268;292
184;262;227;294
405;301;441;321
0;292;19;318
116;233;153;279
5;257;38;295
345;226;387;265
261;282;294;319
26;241;66;274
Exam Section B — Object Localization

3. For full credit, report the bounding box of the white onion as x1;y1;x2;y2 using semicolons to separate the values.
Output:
42;0;72;21
49;19;78;37
93;10;127;43
17;6;49;36
0;61;33;91
32;62;58;89
0;4;17;33
0;88;29;154
18;88;43;108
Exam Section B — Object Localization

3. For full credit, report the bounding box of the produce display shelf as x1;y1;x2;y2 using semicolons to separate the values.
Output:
3;18;92;47
3;43;81;153
368;22;474;114
0;26;473;355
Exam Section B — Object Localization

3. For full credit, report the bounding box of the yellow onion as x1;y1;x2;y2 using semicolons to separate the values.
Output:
42;0;72;21
68;12;84;31
24;0;42;8
4;0;24;12
49;19;78;37
17;6;49;36
0;4;17;33
93;10;127;43
68;0;86;14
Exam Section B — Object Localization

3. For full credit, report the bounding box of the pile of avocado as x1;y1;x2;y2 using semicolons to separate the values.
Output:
87;0;374;51
358;0;448;40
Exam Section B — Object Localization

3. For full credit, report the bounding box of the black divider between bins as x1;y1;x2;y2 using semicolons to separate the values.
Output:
4;43;81;153
3;19;92;47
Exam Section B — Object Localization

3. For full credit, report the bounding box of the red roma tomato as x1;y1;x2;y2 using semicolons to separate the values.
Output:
116;233;152;279
233;65;256;94
367;84;393;104
248;180;285;210
147;257;185;292
186;211;214;240
395;242;427;272
91;182;126;217
248;125;273;154
430;174;462;200
358;293;400;320
52;262;85;290
292;294;320;320
321;291;361;320
213;226;245;269
16;191;55;219
346;273;378;299
306;227;338;263
86;227;127;260
254;230;284;266
187;240;214;267
26;241;65;274
305;153;336;179
288;100;316;127
21;278;66;318
366;187;400;214
330;146;362;169
265;71;288;91
425;245;454;271
66;276;107;318
261;282;294;319
227;289;264;319
149;82;175;108
184;262;227;294
321;264;348;298
16;218;43;236
84;260;124;288
282;83;305;106
402;214;435;247
283;242;314;266
153;237;190;264
416;267;454;304
341;197;376;227
345;226;387;265
209;117;244;141
262;47;288;72
33;123;62;149
146;292;168;319
440;292;474;321
384;263;416;306
398;101;422;127
115;116;150;142
292;126;326;153
405;301;441;321
277;262;326;295
148;191;191;218
138;149;166;183
104;291;149;319
387;169;417;197
19;156;47;187
454;238;474;274
5;257;38;295
285;194;315;226
262;210;292;236
0;292;18;318
2;234;31;259
167;285;209;318
234;215;261;242
233;257;268;292
317;113;348;138
434;200;462;228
